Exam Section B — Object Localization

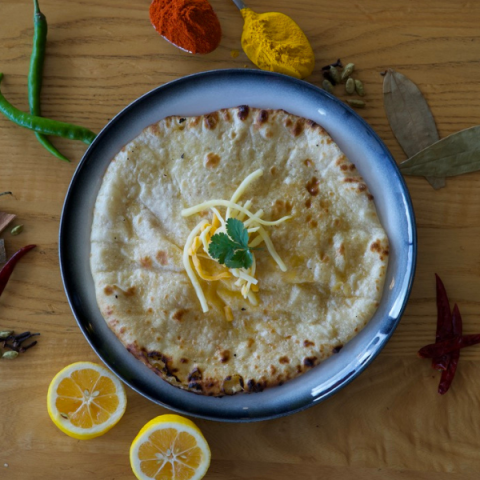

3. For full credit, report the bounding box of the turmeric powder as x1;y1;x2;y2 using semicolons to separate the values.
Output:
240;8;315;79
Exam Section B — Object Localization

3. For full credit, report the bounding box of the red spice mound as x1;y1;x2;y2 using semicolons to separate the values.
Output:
149;0;222;54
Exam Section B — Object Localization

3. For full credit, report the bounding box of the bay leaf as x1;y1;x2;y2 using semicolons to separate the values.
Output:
399;125;480;177
383;69;444;189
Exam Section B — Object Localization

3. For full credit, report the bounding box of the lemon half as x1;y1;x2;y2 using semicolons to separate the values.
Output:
47;361;127;440
130;414;211;480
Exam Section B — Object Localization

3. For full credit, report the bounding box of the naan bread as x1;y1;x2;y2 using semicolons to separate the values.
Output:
90;106;389;396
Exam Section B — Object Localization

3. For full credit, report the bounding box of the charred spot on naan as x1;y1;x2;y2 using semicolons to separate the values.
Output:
222;374;244;395
204;112;219;130
140;256;152;268
272;199;293;217
204;152;221;168
306;177;320;196
370;239;389;261
155;250;168;265
237;105;249;121
303;356;318;368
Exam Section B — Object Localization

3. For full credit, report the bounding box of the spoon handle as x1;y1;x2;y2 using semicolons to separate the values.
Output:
231;0;247;10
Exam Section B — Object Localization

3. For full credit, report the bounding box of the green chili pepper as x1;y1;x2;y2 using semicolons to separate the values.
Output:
29;0;69;162
0;73;96;145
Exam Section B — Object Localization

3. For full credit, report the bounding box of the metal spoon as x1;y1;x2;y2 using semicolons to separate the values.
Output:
231;0;247;9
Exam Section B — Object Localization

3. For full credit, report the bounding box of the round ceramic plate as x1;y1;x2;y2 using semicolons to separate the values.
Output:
59;69;416;422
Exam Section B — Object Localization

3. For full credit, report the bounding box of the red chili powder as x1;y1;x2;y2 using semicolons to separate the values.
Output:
149;0;222;54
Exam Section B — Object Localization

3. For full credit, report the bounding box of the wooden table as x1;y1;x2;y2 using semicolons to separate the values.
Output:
1;0;480;478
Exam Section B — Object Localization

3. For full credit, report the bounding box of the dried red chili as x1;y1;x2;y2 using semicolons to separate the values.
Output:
418;334;480;358
438;304;462;395
432;274;453;371
0;244;36;297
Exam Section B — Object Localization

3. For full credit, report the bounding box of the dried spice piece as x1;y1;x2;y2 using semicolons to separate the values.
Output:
0;330;13;339
329;66;341;84
432;274;453;371
0;212;16;234
321;59;342;71
0;244;36;297
399;125;480;178
354;79;364;96
346;99;365;108
341;63;354;81
0;191;12;197
2;351;19;359
383;69;443;189
0;239;5;264
418;334;480;358
10;225;23;236
438;304;462;395
345;77;355;95
322;79;333;93
3;331;40;353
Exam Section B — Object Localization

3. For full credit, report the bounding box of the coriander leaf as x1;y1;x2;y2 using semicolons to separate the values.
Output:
225;249;253;269
208;219;253;269
208;233;238;264
226;218;249;248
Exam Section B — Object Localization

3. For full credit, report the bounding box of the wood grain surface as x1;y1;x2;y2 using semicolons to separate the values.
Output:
1;0;480;478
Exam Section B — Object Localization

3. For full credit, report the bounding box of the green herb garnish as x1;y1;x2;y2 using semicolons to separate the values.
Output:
208;218;253;269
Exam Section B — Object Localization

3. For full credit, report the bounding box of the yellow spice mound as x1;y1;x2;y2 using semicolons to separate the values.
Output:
240;8;315;79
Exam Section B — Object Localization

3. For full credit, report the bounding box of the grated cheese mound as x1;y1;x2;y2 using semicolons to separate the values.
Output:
181;169;291;319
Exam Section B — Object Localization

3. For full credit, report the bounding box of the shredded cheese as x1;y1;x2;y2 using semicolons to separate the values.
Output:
224;305;234;322
183;220;209;313
181;169;291;319
182;200;291;226
226;169;263;219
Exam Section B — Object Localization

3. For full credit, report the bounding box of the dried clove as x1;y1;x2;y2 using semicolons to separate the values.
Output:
3;331;40;352
321;59;343;71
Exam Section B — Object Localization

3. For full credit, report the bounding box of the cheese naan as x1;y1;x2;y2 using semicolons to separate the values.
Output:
90;106;389;396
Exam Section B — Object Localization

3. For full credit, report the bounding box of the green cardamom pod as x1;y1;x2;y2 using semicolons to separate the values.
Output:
345;78;355;95
329;66;341;84
346;99;366;108
341;63;355;81
0;330;13;339
2;351;19;359
355;79;365;96
322;79;334;93
11;225;23;236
